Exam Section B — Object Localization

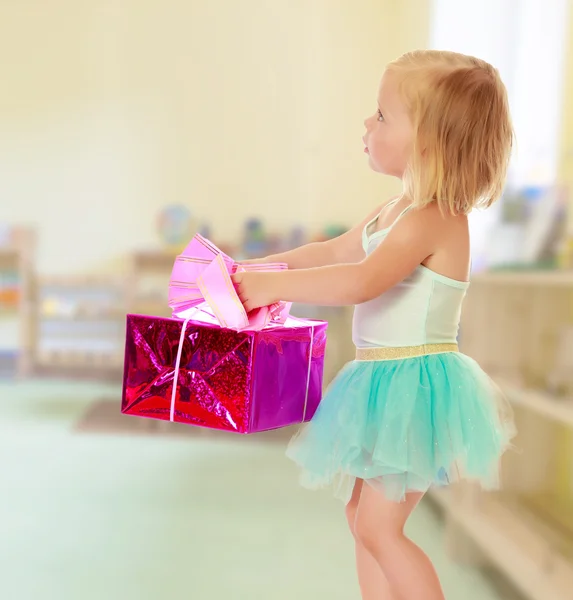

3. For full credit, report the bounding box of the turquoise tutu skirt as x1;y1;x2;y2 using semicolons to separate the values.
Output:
286;351;515;503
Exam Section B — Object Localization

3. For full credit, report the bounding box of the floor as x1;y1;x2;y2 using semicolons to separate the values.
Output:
0;379;513;600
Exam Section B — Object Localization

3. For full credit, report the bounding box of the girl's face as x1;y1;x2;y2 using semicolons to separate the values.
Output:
363;71;415;178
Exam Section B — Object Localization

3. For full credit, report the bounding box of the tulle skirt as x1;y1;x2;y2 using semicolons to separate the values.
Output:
286;351;515;503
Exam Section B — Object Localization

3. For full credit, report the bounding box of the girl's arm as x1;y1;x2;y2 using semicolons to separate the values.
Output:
243;203;388;269
233;203;444;311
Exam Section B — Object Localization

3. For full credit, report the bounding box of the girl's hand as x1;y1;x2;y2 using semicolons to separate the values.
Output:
231;271;279;313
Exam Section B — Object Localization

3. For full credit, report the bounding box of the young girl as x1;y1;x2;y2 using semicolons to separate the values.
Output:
232;50;515;600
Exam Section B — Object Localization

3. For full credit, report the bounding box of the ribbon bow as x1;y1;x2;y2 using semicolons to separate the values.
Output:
168;234;291;331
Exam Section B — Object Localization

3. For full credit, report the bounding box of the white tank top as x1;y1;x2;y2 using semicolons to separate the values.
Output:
352;201;470;349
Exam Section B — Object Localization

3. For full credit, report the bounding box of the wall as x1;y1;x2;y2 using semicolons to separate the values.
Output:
0;0;430;275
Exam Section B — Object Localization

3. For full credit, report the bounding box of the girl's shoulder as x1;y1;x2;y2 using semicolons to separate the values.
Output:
386;201;469;259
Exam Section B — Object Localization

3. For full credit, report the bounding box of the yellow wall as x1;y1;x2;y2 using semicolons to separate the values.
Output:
3;0;570;274
0;0;430;274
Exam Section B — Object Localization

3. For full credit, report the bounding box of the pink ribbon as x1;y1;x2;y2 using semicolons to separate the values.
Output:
167;234;319;424
169;234;291;331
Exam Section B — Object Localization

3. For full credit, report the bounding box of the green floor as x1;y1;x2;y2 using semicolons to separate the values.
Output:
0;380;509;600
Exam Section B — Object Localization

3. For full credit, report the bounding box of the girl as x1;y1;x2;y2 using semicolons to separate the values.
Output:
232;50;515;600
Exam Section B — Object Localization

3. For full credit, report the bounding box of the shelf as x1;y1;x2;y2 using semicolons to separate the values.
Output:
472;270;573;287
495;378;573;428
131;250;176;270
36;273;128;379
0;247;20;259
520;493;573;556
37;350;123;368
429;489;573;600
453;255;573;599
39;313;127;322
0;228;35;378
41;275;125;288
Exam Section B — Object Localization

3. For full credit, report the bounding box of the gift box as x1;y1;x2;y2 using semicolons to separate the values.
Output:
121;234;328;433
121;312;327;433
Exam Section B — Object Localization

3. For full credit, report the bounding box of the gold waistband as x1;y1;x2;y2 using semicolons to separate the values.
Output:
355;343;459;361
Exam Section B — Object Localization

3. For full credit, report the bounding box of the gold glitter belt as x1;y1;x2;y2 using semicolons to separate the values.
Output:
355;343;459;361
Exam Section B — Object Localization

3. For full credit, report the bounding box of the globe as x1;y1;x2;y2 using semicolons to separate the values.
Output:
157;205;195;248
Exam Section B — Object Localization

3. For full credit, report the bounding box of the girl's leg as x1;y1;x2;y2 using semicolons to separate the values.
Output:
354;483;445;600
346;479;394;600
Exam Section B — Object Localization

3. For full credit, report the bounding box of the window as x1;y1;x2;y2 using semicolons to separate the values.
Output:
430;0;569;186
430;0;569;268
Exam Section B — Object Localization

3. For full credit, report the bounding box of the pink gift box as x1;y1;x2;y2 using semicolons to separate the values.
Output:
121;233;328;433
121;313;328;433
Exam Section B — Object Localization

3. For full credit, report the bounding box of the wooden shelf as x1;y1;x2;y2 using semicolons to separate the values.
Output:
473;270;573;287
437;261;573;598
520;493;573;555
36;275;127;379
40;312;127;322
37;350;123;368
0;248;20;261
429;489;573;600
495;378;573;428
41;275;125;288
0;228;36;378
131;250;176;270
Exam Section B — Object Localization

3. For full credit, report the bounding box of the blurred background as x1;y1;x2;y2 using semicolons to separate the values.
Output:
1;0;572;598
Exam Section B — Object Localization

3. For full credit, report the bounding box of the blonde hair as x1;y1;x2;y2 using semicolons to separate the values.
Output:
386;50;513;215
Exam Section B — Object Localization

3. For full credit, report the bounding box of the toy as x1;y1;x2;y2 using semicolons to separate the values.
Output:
241;218;267;258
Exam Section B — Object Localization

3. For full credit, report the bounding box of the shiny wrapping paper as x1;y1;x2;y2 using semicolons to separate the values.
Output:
121;313;328;433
